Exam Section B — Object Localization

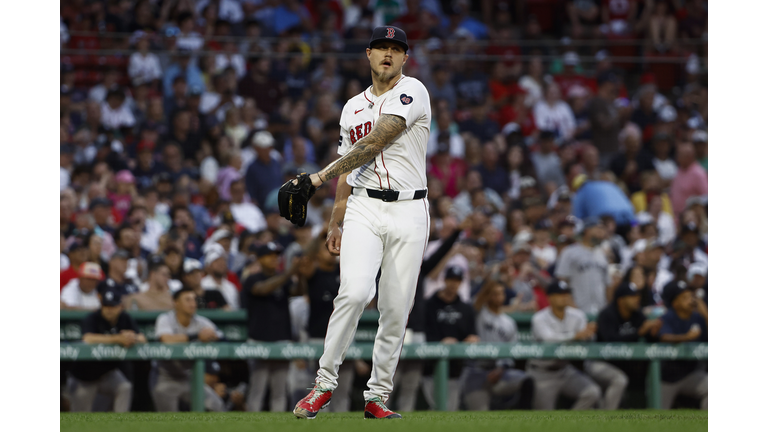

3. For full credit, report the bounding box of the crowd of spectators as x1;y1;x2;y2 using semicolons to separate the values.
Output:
60;0;707;413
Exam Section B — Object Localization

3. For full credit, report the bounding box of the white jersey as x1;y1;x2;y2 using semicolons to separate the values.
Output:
338;75;431;191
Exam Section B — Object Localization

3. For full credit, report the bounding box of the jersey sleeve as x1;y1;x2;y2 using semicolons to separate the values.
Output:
379;79;429;128
554;248;574;279
337;103;352;156
154;313;175;336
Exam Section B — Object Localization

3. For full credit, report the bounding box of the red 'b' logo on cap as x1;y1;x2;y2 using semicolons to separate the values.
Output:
386;28;395;38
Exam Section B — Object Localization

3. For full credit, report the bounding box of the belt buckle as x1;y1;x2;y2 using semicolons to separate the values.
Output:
380;189;399;202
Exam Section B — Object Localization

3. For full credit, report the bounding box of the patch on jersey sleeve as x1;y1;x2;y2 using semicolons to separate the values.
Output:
400;93;413;105
338;135;343;147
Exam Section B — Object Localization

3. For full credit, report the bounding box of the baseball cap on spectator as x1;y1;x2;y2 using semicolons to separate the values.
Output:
97;279;124;304
137;140;155;153
369;26;409;53
501;122;521;136
79;262;104;280
519;176;537;190
685;195;707;209
595;50;609;62
512;230;533;245
512;242;531;254
67;238;87;254
687;262;707;281
692;130;707;143
209;228;234;244
563;51;579;66
534;219;553;231
567;85;589;99
89;197;113;211
252;131;275;149
110;249;130;261
189;84;204;96
445;265;464;280
680;222;699;235
183;258;203;274
115;170;135;184
582;216;603;230
662;280;691;308
204;243;227;267
559;215;577;229
658;105;677;122
547;280;572;295
614;282;641;300
254;241;284;257
631;238;663;258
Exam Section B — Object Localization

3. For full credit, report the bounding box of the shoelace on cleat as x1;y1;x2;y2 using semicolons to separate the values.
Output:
305;386;329;405
367;398;390;412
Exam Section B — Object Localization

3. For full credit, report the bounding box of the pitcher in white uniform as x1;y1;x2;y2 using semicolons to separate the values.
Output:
293;26;431;420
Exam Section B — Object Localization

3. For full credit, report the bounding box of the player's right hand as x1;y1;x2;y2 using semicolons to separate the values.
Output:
326;226;342;256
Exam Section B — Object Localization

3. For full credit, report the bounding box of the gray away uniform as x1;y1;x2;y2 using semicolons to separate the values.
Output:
554;243;610;315
152;311;225;412
463;307;533;410
527;307;601;410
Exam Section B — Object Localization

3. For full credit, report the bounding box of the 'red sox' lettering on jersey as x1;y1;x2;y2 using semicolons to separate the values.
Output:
349;121;373;145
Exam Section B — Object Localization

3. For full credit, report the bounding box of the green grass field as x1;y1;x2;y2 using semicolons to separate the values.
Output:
61;411;707;432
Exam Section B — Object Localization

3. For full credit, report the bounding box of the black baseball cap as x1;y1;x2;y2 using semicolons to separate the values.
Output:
369;26;409;53
253;241;284;258
614;282;641;300
445;265;464;280
662;280;692;308
547;280;572;295
89;197;113;211
97;280;124;306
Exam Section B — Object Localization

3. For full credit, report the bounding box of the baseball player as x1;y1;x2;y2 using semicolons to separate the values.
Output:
290;26;431;420
527;280;602;410
464;280;534;411
67;281;146;412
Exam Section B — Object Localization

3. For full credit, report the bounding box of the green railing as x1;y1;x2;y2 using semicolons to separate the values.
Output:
60;310;550;342
60;341;707;412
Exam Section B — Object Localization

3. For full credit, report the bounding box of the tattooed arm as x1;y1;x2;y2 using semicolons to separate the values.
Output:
309;114;407;186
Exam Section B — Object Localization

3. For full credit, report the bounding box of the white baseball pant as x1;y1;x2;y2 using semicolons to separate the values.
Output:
315;194;430;402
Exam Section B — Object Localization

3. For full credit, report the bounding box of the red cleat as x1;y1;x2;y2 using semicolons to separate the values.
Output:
293;385;333;419
364;398;402;419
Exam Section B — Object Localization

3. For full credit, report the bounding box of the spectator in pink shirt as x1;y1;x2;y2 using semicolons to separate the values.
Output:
670;142;707;218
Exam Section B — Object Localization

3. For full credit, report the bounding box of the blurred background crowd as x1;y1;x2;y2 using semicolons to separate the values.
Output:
60;0;708;413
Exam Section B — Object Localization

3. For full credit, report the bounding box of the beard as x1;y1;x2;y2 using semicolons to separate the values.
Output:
371;65;398;82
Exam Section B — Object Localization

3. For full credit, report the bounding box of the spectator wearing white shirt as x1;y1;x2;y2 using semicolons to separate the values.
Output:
128;31;163;85
88;69;120;103
175;12;204;51
61;262;104;311
519;56;548;108
101;89;136;131
201;243;240;310
533;83;577;142
228;178;267;233
197;0;245;23
651;133;677;184
215;42;247;79
199;72;244;123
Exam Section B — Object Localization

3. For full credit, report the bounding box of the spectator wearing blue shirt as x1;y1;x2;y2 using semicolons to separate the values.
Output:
272;0;313;36
658;282;708;410
474;143;509;197
162;50;205;99
458;103;499;143
245;131;283;208
571;174;636;226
